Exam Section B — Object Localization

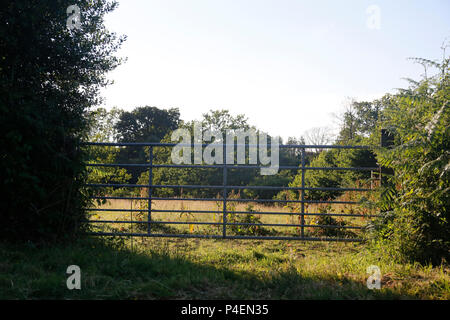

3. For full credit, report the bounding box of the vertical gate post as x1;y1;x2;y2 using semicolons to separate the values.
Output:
222;144;227;239
300;148;306;238
147;146;153;234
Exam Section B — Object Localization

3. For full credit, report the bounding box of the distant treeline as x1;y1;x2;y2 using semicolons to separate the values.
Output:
85;103;381;200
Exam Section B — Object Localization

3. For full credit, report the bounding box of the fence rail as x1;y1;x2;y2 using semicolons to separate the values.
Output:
83;142;381;242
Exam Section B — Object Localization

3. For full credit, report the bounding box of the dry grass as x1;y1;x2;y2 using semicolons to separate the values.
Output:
88;190;378;237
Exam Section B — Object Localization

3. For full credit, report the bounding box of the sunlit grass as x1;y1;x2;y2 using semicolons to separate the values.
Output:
88;190;378;238
1;237;448;299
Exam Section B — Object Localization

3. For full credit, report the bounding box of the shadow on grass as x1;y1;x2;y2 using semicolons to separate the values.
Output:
0;237;410;300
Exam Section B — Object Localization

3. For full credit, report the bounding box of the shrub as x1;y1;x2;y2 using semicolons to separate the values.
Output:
0;1;124;242
308;205;349;238
370;57;449;264
288;146;377;201
227;204;270;236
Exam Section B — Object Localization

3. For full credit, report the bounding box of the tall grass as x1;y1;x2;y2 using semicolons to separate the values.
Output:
88;190;378;237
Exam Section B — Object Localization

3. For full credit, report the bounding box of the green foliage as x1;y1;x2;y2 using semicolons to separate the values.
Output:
290;150;343;200
244;171;293;200
85;108;131;198
370;57;449;265
309;205;350;238
86;107;122;142
85;145;132;197
288;146;376;200
226;204;270;236
201;109;250;131
133;109;304;200
138;110;252;198
138;133;223;198
114;106;181;183
115;106;180;143
0;1;124;242
214;198;270;236
336;97;394;143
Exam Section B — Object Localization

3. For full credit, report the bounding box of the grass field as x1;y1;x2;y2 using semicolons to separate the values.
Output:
0;236;449;299
0;199;448;300
89;192;376;238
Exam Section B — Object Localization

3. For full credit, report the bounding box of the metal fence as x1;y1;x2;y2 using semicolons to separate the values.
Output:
83;142;381;242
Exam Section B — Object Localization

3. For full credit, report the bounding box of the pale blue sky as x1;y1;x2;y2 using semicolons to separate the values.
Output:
100;0;450;140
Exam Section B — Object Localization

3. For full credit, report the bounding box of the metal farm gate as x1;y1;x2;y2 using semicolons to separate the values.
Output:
83;142;382;242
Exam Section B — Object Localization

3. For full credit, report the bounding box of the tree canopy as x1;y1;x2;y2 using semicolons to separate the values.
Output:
0;0;124;242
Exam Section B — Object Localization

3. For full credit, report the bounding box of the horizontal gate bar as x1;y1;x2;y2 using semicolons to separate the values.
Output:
85;207;380;217
86;232;363;242
82;142;372;149
90;195;361;205
87;219;364;229
85;183;372;192
85;163;378;171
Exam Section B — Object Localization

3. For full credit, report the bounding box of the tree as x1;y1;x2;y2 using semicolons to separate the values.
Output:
372;56;449;264
282;136;305;160
113;106;181;183
335;98;391;143
289;149;344;200
334;101;358;143
138;109;263;198
303;127;334;153
85;107;130;197
115;106;180;143
87;107;122;142
201;109;249;132
0;1;125;242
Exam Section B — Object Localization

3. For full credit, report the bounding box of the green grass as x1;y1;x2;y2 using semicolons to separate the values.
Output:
0;236;449;299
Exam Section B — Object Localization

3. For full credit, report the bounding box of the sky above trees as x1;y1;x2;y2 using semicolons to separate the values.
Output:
100;0;450;140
